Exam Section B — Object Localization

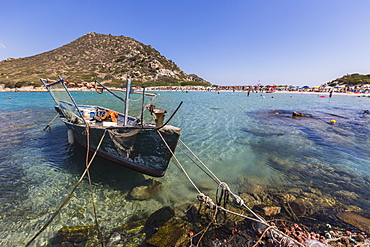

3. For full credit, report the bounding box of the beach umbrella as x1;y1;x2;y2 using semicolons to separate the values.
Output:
312;86;320;88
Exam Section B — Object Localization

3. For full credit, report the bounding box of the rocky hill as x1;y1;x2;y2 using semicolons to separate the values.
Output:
0;32;209;88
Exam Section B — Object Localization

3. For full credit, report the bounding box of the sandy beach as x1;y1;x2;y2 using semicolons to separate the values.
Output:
2;87;370;97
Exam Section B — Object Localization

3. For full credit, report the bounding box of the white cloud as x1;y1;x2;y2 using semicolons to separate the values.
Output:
0;43;5;49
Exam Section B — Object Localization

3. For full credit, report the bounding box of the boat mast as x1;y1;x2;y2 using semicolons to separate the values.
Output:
124;78;131;126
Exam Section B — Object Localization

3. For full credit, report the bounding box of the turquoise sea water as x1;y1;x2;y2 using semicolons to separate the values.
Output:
0;91;369;246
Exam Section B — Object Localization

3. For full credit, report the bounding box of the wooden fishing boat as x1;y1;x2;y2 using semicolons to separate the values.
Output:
41;76;181;177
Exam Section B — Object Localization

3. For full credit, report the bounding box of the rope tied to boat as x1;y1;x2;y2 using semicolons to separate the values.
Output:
156;131;305;247
85;125;104;246
43;113;60;131
231;192;245;206
25;129;107;247
197;193;216;210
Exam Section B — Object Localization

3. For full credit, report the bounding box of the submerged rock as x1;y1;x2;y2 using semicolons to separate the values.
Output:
239;193;260;208
145;217;190;247
106;232;121;247
113;219;146;234
110;219;147;246
144;206;175;236
52;225;95;244
262;206;281;216
278;193;297;202
336;211;370;232
335;190;360;200
317;196;337;207
289;199;310;216
128;179;162;200
292;111;313;117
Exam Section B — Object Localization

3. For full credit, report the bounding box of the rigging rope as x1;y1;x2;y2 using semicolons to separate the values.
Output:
25;129;107;247
129;95;143;101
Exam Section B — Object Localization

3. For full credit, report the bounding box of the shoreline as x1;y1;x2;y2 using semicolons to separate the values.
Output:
1;88;370;97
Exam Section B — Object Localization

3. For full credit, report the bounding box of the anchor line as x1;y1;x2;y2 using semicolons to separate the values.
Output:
156;132;305;247
25;129;107;247
156;130;201;194
43;113;60;131
85;125;104;247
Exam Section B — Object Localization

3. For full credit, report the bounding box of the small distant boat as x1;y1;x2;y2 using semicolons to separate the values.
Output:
41;76;181;177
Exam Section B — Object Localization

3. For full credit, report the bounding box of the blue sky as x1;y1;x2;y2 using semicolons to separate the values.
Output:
1;0;370;86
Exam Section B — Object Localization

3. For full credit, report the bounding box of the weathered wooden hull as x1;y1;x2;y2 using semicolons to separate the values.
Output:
64;121;180;177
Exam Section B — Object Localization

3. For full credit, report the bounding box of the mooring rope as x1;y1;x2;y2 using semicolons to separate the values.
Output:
43;113;60;131
177;138;268;223
156;130;201;194
157;133;305;247
178;139;221;184
25;130;107;247
85;125;104;247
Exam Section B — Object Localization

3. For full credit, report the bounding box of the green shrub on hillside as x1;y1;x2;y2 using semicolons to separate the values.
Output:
5;82;15;88
335;73;370;85
180;81;209;86
15;81;29;88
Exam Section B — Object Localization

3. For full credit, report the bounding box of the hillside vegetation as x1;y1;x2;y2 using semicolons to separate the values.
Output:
0;32;209;88
328;73;370;86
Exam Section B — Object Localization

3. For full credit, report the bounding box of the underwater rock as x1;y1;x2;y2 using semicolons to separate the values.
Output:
287;188;302;194
144;206;175;236
110;219;147;246
278;193;297;202
106;232;121;247
289;200;308;216
335;190;360;200
52;225;94;244
239;193;260;208
183;204;198;223
307;187;323;196
336;211;370;232
128;179;162;200
145;217;190;247
317;196;336;207
249;185;265;194
292;111;313;117
344;205;362;212
302;192;320;200
113;219;146;234
262;206;281;216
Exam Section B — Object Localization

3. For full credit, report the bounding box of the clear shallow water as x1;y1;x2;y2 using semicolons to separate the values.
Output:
0;91;370;246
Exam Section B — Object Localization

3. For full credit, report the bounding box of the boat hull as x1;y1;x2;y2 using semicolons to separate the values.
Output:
64;121;180;177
